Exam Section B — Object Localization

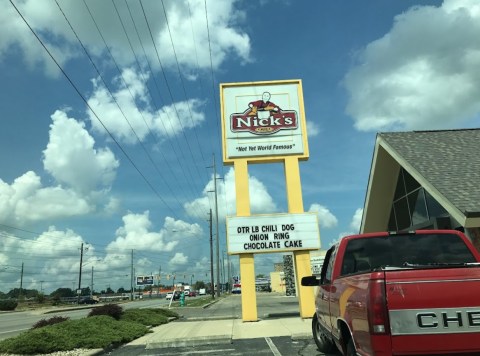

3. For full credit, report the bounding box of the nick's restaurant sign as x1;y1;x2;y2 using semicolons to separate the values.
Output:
220;80;309;163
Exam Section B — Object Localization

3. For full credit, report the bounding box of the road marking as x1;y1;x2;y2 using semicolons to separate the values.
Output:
265;337;282;356
0;328;29;334
153;349;235;355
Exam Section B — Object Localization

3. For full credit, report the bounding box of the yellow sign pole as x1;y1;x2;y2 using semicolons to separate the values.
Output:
221;80;317;321
234;159;258;321
284;157;315;318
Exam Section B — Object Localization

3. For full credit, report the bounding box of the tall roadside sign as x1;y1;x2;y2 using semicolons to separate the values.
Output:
220;79;320;321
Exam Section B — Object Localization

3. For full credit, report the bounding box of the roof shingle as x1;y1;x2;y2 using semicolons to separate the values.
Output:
379;129;480;216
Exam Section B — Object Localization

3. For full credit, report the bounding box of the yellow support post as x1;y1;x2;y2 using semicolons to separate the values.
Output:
284;157;316;318
239;254;257;321
234;160;258;321
294;250;315;318
284;157;304;213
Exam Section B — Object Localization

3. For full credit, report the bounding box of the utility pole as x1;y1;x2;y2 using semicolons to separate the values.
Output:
77;243;84;304
221;251;225;292
19;262;24;300
226;222;231;293
213;154;220;298
208;209;215;299
90;266;94;297
158;266;161;295
130;249;134;301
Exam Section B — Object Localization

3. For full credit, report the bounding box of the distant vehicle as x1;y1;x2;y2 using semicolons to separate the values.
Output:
78;297;98;305
188;291;196;297
198;288;206;295
165;291;180;300
231;287;241;294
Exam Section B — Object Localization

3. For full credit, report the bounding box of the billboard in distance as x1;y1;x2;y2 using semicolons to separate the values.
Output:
136;275;154;286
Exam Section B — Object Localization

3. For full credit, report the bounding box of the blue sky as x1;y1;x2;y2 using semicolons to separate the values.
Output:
1;0;480;294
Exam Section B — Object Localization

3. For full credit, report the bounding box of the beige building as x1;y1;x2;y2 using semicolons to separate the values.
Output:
361;129;480;249
270;249;327;293
270;271;285;293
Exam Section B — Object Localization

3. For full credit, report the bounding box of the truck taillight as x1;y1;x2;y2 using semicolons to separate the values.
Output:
367;279;389;334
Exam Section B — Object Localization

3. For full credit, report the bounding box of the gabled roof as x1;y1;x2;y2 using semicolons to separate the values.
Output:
362;128;480;232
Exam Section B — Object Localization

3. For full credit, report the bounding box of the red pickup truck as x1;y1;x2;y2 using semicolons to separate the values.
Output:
302;229;480;356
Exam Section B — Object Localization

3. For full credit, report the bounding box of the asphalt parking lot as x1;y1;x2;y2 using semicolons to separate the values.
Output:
105;335;338;356
103;293;341;356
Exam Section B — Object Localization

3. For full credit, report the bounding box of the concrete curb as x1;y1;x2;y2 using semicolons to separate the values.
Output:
147;335;232;349
291;332;313;340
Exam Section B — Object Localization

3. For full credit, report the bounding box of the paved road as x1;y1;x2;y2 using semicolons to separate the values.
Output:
0;297;168;341
175;293;303;320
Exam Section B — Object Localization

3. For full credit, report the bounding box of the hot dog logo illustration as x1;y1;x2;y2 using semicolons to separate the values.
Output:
230;92;298;135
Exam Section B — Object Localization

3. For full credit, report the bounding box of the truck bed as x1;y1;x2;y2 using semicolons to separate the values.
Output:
386;266;480;354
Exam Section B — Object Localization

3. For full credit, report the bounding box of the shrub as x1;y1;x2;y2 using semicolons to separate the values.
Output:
0;315;149;354
32;316;70;329
36;293;46;304
88;303;123;320
121;308;173;326
51;295;61;306
0;299;17;311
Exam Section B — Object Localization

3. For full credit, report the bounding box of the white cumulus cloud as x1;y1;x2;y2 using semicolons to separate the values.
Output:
43;110;119;193
107;212;202;252
184;167;277;220
87;69;205;144
1;108;120;224
170;252;188;266
308;203;338;229
1;0;251;77
345;0;480;131
350;208;363;232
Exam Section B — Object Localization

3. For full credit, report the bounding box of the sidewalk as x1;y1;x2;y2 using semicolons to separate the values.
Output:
126;316;313;349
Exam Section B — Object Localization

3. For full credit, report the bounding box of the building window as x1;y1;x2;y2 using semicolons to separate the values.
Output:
408;188;428;225
393;171;406;200
388;207;397;231
394;197;410;230
425;190;448;218
390;168;447;231
404;170;421;193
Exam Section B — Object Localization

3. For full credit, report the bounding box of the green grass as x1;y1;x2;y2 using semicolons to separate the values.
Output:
0;307;179;355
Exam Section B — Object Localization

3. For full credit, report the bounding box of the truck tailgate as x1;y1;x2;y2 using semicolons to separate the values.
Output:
387;267;480;354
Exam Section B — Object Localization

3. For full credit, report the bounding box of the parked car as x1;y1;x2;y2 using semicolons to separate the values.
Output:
188;291;196;297
231;287;241;294
79;297;98;305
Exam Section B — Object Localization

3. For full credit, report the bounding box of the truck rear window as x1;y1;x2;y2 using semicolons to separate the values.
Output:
341;233;476;274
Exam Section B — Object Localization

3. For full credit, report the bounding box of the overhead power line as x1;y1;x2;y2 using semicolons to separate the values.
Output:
9;0;178;218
